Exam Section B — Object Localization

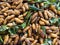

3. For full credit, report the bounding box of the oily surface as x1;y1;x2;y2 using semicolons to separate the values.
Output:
0;0;60;45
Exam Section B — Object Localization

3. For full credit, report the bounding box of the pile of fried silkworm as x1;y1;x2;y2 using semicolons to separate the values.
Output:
0;0;60;45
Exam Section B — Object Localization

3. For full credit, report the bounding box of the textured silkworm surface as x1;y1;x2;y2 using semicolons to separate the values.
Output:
0;0;60;45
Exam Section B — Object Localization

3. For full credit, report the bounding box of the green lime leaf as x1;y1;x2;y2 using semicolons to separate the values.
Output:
0;36;3;43
8;28;16;35
29;5;42;11
0;25;9;31
25;11;31;20
8;25;19;35
41;38;52;45
48;0;57;3
21;22;26;29
49;18;58;24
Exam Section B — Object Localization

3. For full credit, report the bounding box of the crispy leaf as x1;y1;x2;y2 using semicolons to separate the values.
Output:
0;25;9;31
25;11;31;20
48;0;57;3
41;38;52;45
49;18;58;24
25;11;32;26
8;25;19;35
0;36;3;43
29;5;42;11
21;22;26;29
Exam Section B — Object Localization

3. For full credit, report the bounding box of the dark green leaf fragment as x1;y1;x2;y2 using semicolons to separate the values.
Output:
25;11;32;26
8;25;19;35
8;29;16;35
29;5;42;11
25;11;31;20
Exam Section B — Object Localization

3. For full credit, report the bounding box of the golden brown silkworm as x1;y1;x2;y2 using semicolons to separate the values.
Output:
14;18;24;23
20;34;27;41
23;26;30;32
24;3;29;10
40;18;50;25
38;11;43;18
50;33;57;38
39;20;45;25
4;35;9;45
1;7;9;12
0;18;4;25
31;40;37;45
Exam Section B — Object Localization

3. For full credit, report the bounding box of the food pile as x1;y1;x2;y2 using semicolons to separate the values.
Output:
0;0;60;45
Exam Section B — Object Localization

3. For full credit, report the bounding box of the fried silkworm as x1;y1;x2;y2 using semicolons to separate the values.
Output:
14;18;24;23
4;35;9;45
